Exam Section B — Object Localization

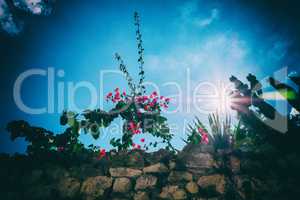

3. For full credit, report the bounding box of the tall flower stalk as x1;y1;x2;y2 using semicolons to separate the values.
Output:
134;12;146;95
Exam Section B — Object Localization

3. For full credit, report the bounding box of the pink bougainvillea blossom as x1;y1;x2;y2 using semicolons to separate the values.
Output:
201;133;209;144
106;89;170;113
106;92;113;100
150;91;158;98
57;146;64;152
97;149;106;160
198;127;205;134
197;127;209;144
128;121;141;134
132;143;141;149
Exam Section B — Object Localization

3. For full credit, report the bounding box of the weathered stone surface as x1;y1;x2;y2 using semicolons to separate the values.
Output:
230;156;241;173
185;181;199;194
179;144;217;175
24;184;54;200
4;144;298;200
81;176;112;200
45;166;70;181
169;160;176;170
143;163;168;173
186;153;216;174
109;167;142;177
72;164;104;179
173;189;187;200
159;185;179;199
58;177;81;198
147;149;173;163
197;174;226;194
168;171;193;182
135;175;157;190
134;191;150;200
113;177;131;193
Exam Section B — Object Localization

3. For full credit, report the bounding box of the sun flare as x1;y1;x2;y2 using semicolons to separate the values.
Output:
211;89;233;114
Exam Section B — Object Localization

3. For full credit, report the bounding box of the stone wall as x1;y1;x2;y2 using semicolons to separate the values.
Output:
1;144;299;200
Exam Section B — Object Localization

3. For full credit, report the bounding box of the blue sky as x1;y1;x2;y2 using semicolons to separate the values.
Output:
1;0;299;153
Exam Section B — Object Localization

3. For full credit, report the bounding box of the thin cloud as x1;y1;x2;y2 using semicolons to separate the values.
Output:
180;0;219;28
145;33;249;73
195;8;219;27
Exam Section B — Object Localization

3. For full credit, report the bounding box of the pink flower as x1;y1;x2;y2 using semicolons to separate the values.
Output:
137;111;142;118
136;96;144;103
198;127;205;134
97;149;106;160
149;102;155;108
201;132;209;144
161;103;168;109
140;138;145;143
129;121;136;130
165;98;170;102
114;88;120;92
150;91;158;98
160;96;164;100
128;121;141;134
152;98;158;104
143;96;149;101
197;127;209;144
132;143;141;149
136;95;149;103
114;92;121;101
106;92;113;99
57;146;64;152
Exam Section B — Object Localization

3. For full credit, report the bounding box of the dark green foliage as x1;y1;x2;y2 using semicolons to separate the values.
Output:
186;113;232;150
6;120;85;157
208;113;232;150
229;73;300;153
185;116;208;145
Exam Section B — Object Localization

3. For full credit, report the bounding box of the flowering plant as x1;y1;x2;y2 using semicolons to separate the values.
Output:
5;12;174;158
61;12;174;153
186;117;210;145
105;87;172;151
186;113;234;150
